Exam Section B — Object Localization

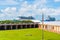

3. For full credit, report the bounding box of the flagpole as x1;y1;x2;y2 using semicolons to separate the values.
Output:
42;13;44;40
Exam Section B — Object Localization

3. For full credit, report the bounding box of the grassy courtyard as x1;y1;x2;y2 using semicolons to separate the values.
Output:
0;28;60;40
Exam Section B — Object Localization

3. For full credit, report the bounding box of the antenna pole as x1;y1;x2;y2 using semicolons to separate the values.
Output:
42;13;44;40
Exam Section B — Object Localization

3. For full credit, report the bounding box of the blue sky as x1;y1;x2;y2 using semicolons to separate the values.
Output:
0;0;60;20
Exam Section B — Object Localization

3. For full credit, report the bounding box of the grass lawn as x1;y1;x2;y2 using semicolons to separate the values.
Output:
0;28;60;40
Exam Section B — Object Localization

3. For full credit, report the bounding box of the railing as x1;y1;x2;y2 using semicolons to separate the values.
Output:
0;23;39;30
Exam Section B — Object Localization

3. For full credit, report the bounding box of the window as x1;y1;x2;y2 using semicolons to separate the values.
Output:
52;26;54;29
45;25;47;29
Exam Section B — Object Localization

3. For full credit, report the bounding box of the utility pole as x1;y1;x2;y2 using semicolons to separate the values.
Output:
42;13;44;40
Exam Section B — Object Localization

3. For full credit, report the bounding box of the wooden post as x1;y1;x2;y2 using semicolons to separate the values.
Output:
5;25;7;30
57;26;59;33
56;26;57;32
4;23;7;30
21;24;22;29
38;24;40;29
16;25;18;29
33;23;35;28
44;25;45;30
30;24;31;28
11;25;12;30
55;26;56;32
26;24;27;28
58;26;59;33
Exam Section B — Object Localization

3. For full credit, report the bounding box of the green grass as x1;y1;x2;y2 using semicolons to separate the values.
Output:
0;28;60;40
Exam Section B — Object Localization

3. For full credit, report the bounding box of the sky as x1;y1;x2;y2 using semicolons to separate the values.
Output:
0;0;60;20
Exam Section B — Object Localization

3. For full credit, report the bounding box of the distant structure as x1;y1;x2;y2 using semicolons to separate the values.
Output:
45;16;56;21
16;16;35;20
15;16;40;23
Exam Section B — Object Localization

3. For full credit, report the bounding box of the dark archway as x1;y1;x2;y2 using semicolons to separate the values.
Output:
0;25;5;30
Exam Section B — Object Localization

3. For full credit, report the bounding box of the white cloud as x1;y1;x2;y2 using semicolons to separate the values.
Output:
18;5;60;16
54;0;60;2
0;0;19;5
0;0;60;20
18;0;47;16
0;0;47;19
11;7;16;11
0;7;18;20
41;8;60;15
18;0;60;16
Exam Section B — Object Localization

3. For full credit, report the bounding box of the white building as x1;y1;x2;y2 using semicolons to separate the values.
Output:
39;21;60;33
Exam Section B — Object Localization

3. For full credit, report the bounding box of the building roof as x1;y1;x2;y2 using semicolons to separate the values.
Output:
31;20;40;23
40;21;60;26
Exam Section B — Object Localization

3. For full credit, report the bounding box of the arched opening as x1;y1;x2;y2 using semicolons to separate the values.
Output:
35;24;38;28
12;25;16;29
27;25;30;28
0;25;5;30
31;24;34;28
18;25;22;29
23;25;26;29
6;25;11;30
